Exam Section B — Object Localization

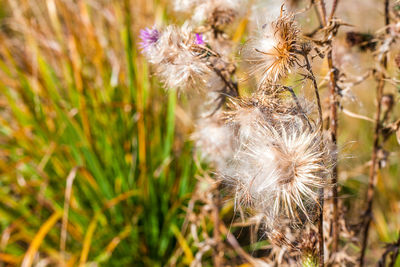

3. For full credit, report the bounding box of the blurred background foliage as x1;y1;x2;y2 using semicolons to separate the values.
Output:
0;0;199;265
0;0;399;266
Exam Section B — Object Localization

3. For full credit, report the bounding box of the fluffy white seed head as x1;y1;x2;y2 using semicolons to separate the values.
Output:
173;0;197;13
249;0;295;28
173;0;246;28
220;95;332;228
192;0;246;27
140;24;210;92
241;9;299;87
224;91;312;141
192;112;236;170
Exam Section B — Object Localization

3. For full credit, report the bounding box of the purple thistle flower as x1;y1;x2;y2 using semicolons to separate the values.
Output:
139;27;160;50
195;33;205;45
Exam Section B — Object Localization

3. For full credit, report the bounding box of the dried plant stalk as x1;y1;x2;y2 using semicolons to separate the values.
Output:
316;0;341;260
359;1;390;266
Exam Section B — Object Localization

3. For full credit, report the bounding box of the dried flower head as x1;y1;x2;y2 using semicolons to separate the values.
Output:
139;24;211;91
224;91;312;141
173;0;197;13
241;9;299;87
267;228;297;249
298;231;319;266
190;0;246;28
220;95;332;227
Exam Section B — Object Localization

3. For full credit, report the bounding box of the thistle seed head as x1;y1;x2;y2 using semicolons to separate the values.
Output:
241;9;299;87
192;112;236;170
140;24;211;91
173;0;197;13
220;95;332;227
224;90;312;142
191;0;246;28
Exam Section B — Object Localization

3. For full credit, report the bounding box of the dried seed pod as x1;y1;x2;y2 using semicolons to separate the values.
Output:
207;7;237;29
139;24;211;92
220;93;333;227
241;9;299;87
298;231;319;267
191;0;246;29
268;228;296;249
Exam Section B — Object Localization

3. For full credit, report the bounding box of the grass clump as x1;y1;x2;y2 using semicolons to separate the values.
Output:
0;0;196;265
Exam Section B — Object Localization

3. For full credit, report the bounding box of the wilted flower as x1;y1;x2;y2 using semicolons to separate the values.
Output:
241;9;299;87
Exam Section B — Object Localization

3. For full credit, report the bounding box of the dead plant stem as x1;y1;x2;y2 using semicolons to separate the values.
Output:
302;49;324;266
359;1;389;265
318;0;341;256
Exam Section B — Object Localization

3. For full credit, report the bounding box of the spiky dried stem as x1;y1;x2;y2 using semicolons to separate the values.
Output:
302;51;323;128
283;86;312;128
199;34;239;106
359;1;389;266
305;1;324;38
221;223;263;265
329;0;340;22
328;49;340;254
301;47;324;267
317;0;341;256
318;0;328;26
327;1;340;255
360;76;385;266
208;60;238;97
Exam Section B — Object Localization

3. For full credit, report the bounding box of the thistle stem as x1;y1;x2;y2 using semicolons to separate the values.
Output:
302;51;323;128
328;50;340;254
317;0;341;256
329;0;340;21
318;0;328;26
301;49;324;267
359;1;389;266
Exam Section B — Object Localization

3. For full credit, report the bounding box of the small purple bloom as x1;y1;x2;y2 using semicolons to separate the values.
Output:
139;27;160;50
195;33;205;45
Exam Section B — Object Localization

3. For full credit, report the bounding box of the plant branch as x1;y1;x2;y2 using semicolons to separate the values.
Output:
327;23;340;260
329;0;340;21
302;51;323;128
318;0;328;26
318;0;341;256
359;1;390;266
300;48;324;267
